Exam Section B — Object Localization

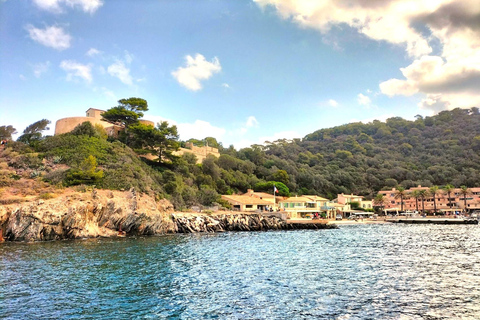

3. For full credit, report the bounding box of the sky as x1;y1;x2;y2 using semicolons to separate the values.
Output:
1;0;480;149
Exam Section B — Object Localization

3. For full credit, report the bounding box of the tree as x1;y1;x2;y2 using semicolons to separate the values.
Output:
394;186;407;212
443;184;455;212
410;190;421;213
254;181;289;197
65;155;104;186
459;185;472;213
0;125;17;140
429;186;440;215
101;97;148;128
373;194;387;215
417;189;429;215
272;169;290;185
17;119;50;146
128;121;180;163
71;121;97;137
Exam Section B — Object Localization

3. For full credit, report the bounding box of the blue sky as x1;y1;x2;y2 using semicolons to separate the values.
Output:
2;0;479;148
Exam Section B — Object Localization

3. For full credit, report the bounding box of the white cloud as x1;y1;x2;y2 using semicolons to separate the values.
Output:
246;116;259;128
143;115;227;143
178;120;226;141
107;60;133;85
172;54;221;91
60;60;92;83
254;0;433;58
101;87;116;99
124;51;134;64
222;83;230;89
328;99;338;107
33;0;103;14
26;25;71;50
380;54;480;110
32;61;50;78
86;48;101;57
357;93;371;106
255;0;480;113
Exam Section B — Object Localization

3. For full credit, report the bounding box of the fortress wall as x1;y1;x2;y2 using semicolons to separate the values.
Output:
139;119;155;127
173;146;219;164
54;117;113;135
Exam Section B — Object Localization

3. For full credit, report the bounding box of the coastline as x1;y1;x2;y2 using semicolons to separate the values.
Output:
0;190;339;242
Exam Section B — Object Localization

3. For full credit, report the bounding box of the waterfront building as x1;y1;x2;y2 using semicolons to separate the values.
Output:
221;194;272;212
379;185;480;213
332;193;373;217
278;195;337;219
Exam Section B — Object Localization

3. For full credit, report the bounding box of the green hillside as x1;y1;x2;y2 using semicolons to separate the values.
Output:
2;106;479;209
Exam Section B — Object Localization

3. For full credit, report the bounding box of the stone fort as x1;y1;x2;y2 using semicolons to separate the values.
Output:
54;108;219;163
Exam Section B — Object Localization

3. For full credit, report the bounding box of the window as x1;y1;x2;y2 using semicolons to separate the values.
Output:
246;205;253;209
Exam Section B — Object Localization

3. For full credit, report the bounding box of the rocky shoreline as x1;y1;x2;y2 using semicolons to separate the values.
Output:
0;189;336;242
172;213;336;233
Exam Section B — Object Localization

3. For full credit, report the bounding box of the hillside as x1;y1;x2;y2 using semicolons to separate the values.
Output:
251;107;480;199
1;107;480;210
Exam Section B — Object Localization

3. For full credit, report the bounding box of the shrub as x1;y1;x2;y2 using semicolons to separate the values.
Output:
44;168;68;185
52;155;63;164
30;170;42;178
64;155;104;186
38;192;55;200
0;170;13;186
9;153;43;169
216;198;232;209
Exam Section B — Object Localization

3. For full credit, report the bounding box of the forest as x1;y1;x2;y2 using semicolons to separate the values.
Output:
1;98;480;210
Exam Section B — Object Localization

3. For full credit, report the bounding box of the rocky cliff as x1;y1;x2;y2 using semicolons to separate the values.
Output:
0;188;337;242
0;188;176;242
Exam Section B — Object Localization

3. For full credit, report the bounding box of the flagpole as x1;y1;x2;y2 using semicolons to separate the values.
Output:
274;184;276;210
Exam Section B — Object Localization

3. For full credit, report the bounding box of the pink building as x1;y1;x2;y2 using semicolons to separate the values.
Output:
378;186;480;213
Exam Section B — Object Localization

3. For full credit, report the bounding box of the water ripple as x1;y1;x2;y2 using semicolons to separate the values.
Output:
1;224;480;319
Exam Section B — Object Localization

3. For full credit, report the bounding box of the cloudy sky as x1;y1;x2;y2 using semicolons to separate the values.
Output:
2;0;479;148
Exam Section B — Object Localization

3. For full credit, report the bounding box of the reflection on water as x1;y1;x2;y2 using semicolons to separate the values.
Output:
1;224;479;319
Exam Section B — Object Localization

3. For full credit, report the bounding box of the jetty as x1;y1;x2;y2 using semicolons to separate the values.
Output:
386;218;478;225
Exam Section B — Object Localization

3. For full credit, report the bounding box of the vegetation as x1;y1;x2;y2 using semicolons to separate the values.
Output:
16;119;50;147
2;104;480;210
0;125;17;141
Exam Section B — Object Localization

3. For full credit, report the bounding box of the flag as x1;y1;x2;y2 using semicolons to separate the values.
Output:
274;185;278;194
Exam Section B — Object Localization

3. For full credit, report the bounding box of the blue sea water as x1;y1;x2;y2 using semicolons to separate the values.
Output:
1;224;480;319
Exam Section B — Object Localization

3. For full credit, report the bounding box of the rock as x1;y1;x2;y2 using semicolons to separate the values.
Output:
172;213;337;234
1;189;175;242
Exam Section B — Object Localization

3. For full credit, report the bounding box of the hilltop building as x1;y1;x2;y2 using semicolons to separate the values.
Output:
54;108;154;136
173;142;220;164
55;108;220;164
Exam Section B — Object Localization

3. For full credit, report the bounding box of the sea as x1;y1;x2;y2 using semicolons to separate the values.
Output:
1;224;479;319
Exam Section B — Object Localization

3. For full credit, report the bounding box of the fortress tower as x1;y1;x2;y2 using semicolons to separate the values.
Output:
54;108;154;136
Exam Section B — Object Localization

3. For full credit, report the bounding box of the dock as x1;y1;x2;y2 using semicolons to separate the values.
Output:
386;218;478;225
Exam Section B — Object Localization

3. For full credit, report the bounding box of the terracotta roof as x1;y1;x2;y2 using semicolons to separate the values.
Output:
86;108;105;112
221;195;271;205
249;192;275;199
342;194;363;199
302;195;329;202
279;196;314;203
